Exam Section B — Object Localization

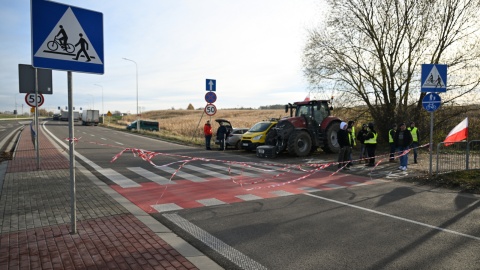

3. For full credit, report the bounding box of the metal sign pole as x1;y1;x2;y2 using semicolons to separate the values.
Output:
34;68;40;169
429;112;434;176
68;71;77;234
191;110;205;142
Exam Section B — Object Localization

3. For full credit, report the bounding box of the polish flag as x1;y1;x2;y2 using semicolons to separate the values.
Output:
304;94;310;101
444;117;468;146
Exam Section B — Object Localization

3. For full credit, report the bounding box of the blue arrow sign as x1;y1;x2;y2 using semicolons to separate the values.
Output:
422;92;441;112
206;79;216;91
31;0;104;74
421;64;447;92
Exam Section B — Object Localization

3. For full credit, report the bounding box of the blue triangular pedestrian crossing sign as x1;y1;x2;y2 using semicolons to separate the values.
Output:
421;64;447;92
31;0;104;74
34;7;103;65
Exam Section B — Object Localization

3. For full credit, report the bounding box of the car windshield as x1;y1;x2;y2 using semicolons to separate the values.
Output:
249;122;272;132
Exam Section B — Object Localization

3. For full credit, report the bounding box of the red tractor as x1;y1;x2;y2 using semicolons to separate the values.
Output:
265;99;342;157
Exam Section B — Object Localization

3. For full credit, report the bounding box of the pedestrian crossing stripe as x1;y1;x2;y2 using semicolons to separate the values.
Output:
421;64;447;92
33;7;103;65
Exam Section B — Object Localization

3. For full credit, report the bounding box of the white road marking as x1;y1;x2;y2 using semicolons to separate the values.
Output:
151;203;183;213
183;164;232;180
305;193;480;241
197;198;226;206
98;168;141;188
156;166;206;182
203;163;258;177
127;167;175;185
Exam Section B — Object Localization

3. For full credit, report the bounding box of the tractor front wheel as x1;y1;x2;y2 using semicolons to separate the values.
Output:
287;130;312;157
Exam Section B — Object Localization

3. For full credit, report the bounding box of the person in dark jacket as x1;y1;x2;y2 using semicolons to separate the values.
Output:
394;122;413;171
337;122;351;170
356;124;368;163
216;124;227;150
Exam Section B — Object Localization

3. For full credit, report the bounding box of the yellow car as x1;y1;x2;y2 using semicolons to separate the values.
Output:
240;120;277;151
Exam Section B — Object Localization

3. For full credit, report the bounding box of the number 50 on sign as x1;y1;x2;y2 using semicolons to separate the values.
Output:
204;103;217;116
25;93;45;107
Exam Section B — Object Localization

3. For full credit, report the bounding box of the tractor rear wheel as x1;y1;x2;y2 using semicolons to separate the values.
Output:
287;130;312;157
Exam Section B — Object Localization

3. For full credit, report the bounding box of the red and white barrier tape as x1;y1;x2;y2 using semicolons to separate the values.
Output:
69;136;430;192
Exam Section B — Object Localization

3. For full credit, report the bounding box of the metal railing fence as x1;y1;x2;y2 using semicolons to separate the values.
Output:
436;140;480;174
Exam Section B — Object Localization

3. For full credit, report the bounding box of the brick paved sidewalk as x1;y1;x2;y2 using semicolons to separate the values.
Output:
0;125;218;269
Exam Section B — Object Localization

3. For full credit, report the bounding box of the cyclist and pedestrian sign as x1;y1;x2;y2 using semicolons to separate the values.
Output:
421;64;447;92
31;0;104;74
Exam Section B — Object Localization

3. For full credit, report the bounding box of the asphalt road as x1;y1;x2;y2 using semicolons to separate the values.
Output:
43;120;480;270
0;119;26;155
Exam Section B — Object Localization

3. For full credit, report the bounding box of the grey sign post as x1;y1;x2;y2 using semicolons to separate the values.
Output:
19;64;53;169
31;0;104;234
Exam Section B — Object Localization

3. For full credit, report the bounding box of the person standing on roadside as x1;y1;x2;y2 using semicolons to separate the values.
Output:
389;123;397;162
216;124;227;150
347;120;356;165
408;121;419;164
394;122;413;171
363;122;378;167
337;122;351;170
356;124;368;163
204;120;212;150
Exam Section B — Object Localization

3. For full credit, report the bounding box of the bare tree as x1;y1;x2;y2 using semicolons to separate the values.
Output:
304;0;480;141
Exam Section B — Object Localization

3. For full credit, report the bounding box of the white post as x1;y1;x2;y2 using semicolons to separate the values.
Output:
122;58;139;131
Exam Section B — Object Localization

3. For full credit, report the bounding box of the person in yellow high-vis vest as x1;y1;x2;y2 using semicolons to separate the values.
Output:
364;122;377;167
407;122;419;164
347;120;356;165
389;123;397;162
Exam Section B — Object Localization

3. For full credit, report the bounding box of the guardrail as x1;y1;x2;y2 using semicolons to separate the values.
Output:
436;140;480;174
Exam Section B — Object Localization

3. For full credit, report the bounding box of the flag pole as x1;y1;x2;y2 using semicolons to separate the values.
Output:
466;117;469;170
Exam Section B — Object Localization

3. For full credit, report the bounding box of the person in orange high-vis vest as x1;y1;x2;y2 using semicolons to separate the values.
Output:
204;120;213;150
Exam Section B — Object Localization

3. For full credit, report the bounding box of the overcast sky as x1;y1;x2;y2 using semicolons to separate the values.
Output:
1;0;326;115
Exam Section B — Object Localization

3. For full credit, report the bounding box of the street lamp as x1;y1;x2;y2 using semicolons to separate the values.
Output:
122;57;139;131
94;84;104;124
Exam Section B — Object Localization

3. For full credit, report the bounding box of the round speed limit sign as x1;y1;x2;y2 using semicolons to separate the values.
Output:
25;93;45;107
204;103;217;116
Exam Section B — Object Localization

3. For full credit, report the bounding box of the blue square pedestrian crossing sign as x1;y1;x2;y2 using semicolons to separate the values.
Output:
421;64;447;92
31;0;104;74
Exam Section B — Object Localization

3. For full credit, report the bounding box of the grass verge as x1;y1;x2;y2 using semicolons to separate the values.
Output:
405;170;480;194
